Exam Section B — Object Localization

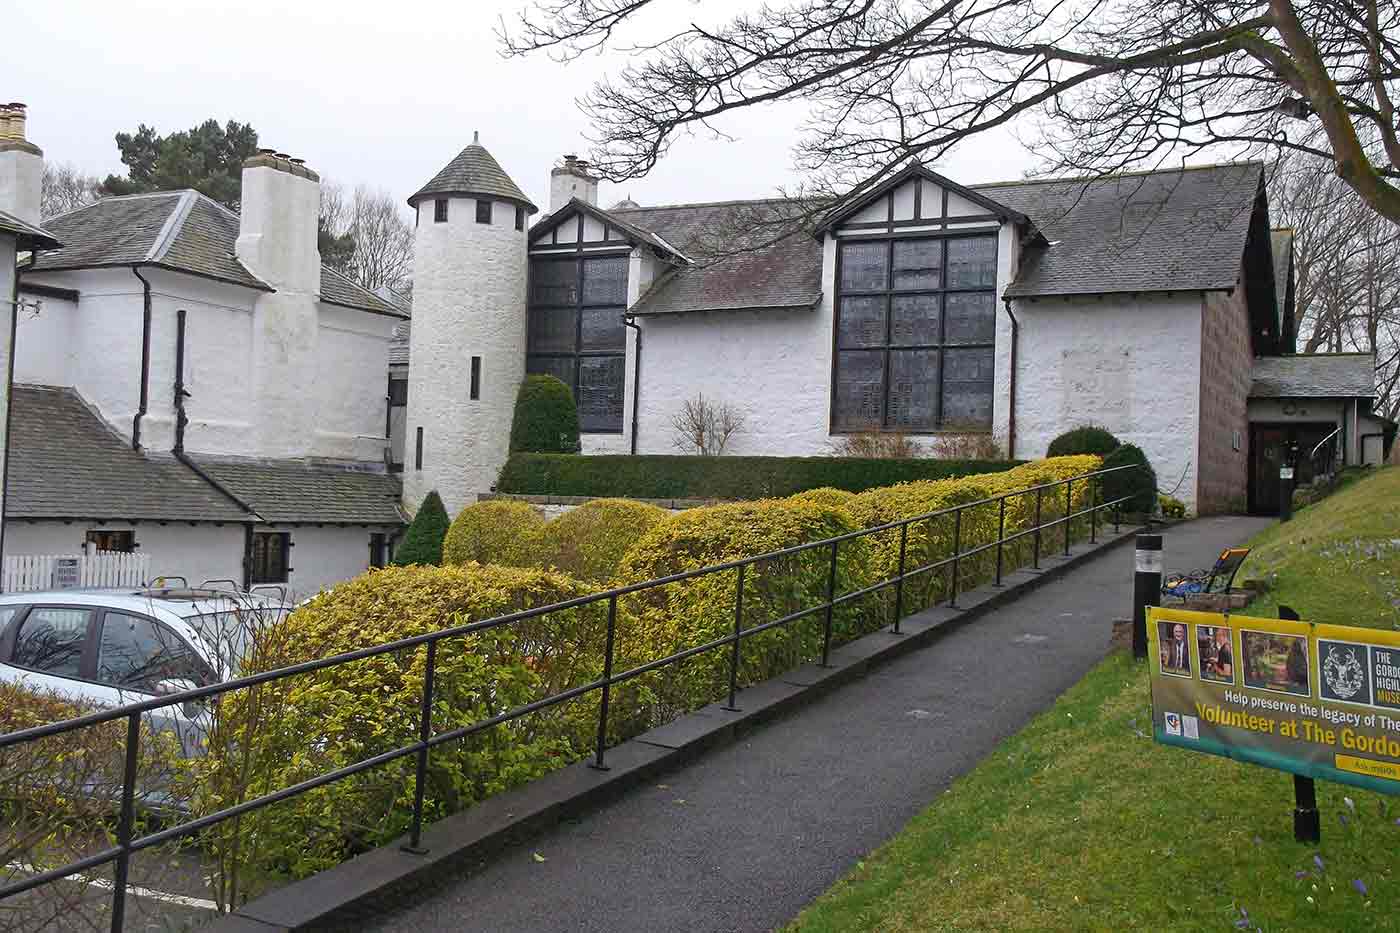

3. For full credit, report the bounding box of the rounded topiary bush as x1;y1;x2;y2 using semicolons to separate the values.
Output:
1047;425;1121;458
393;490;451;566
443;499;546;568
788;486;856;511
510;374;581;454
1101;444;1158;514
197;564;606;881
541;498;670;585
616;499;873;721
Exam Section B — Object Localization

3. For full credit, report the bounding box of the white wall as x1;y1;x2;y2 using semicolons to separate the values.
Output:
3;520;395;597
1009;293;1204;509
17;265;393;463
405;196;528;514
3;521;245;589
264;523;393;597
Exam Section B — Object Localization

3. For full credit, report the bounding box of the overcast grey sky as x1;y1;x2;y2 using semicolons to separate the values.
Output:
12;0;1039;214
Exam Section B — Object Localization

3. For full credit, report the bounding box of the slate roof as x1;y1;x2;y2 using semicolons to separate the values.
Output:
1250;354;1376;399
988;162;1264;298
408;140;537;212
0;208;61;250
189;458;405;524
29;190;406;317
611;200;825;316
5;384;250;522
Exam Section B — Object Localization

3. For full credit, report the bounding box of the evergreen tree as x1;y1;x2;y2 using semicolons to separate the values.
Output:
101;119;260;210
392;491;451;566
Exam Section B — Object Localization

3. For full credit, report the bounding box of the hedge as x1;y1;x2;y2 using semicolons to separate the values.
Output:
195;564;607;882
540;497;671;585
443;499;547;568
497;453;1019;500
616;498;874;723
1046;425;1121;458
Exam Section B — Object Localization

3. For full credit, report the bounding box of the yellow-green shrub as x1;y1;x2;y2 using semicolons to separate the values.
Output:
541;498;670;584
981;455;1102;563
195;564;606;880
442;499;546;567
616;499;874;719
788;486;857;511
845;477;998;617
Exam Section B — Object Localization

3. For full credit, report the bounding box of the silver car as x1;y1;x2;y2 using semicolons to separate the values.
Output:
0;587;290;748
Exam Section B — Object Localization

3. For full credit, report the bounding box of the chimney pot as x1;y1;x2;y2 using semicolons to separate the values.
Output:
473;130;479;144
290;157;305;165
5;103;26;140
0;107;11;139
274;152;290;159
258;147;276;155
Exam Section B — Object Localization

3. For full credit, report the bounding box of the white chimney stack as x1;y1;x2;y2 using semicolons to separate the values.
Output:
549;154;599;213
0;102;44;224
234;149;322;293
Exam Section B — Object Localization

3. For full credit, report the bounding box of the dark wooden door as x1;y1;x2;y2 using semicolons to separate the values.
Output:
1251;426;1286;514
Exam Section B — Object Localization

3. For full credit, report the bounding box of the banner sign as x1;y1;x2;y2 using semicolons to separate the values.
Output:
1148;607;1400;795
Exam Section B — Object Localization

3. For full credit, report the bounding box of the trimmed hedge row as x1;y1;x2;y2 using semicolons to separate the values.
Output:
496;453;1020;500
175;454;1129;895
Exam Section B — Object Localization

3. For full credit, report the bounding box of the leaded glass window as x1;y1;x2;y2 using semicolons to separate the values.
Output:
526;255;627;433
833;235;996;431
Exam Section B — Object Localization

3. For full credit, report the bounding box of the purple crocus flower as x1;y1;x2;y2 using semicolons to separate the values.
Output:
1295;870;1308;880
1354;878;1369;897
1314;854;1326;873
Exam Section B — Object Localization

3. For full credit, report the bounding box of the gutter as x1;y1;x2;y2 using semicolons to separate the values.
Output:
1003;299;1019;458
131;266;152;449
624;315;642;455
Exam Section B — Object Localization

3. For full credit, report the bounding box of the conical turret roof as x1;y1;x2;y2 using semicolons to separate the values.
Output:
408;134;537;212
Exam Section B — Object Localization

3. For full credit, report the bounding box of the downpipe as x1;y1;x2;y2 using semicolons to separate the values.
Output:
131;266;152;449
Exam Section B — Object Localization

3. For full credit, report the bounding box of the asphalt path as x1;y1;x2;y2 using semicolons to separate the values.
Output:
363;516;1271;933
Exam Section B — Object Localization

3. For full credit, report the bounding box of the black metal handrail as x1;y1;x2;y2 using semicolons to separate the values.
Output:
0;462;1144;929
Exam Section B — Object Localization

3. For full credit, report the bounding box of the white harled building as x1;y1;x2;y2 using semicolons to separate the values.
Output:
7;106;405;596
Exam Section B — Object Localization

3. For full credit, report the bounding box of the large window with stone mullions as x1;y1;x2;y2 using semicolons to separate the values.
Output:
832;235;997;432
527;255;628;433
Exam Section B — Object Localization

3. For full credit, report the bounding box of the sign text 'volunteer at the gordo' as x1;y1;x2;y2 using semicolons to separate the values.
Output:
1148;606;1400;794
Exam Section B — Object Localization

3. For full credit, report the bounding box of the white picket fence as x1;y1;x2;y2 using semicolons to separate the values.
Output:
2;551;151;593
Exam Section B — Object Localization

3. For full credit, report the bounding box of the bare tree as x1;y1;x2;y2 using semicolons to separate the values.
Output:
319;181;415;292
503;1;1400;227
671;393;746;455
40;163;101;220
1273;154;1400;419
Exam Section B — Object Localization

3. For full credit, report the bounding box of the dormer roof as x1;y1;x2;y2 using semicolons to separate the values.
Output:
408;138;537;213
814;162;1028;236
530;198;690;262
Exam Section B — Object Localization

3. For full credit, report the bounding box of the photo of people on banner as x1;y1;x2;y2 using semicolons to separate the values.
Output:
1146;607;1400;796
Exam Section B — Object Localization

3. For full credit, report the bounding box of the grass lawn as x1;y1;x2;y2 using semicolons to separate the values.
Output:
1239;466;1400;631
788;467;1400;932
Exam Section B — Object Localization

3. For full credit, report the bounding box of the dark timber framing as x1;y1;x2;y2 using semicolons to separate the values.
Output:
829;233;998;435
527;213;628;434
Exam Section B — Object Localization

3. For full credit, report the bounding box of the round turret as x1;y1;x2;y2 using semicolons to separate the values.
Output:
403;134;537;514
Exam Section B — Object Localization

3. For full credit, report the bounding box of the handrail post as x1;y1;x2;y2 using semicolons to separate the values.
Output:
1063;479;1072;557
402;639;437;855
892;522;908;634
591;595;618;770
111;711;141;933
994;497;1006;586
820;540;838;667
1033;487;1043;570
723;564;745;711
1089;480;1098;544
948;508;962;607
